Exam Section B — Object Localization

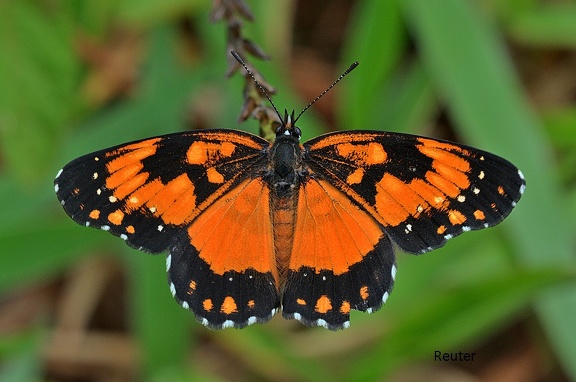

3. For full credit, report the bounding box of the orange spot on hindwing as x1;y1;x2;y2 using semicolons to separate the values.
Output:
202;299;213;312
340;301;351;314
220;296;238;314
315;295;333;314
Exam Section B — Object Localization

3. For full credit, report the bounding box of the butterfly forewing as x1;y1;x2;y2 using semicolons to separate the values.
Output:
303;131;525;254
55;130;269;253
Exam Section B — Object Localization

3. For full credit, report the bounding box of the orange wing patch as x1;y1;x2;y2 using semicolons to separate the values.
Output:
289;179;383;275
187;178;277;280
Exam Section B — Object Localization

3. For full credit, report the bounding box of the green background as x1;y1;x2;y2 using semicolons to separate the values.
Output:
1;0;575;381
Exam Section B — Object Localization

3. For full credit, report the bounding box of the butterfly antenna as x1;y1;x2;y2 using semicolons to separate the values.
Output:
231;51;284;124
293;61;359;124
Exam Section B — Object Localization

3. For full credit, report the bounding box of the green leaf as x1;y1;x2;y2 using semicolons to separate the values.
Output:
0;2;81;184
338;0;407;131
507;3;576;47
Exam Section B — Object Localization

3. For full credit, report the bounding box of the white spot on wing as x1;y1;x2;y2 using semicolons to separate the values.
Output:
391;265;397;280
54;183;59;193
166;254;172;272
316;319;328;329
221;320;235;329
182;301;189;309
157;225;164;232
55;169;63;178
247;316;257;325
406;224;412;232
170;282;176;296
120;234;128;240
101;225;110;231
382;291;389;303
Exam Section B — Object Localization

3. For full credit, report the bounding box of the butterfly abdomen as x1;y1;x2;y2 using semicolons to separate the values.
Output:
271;195;297;287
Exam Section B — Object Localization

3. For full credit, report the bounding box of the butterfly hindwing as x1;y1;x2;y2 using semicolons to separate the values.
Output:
281;178;396;330
303;131;525;254
168;178;280;329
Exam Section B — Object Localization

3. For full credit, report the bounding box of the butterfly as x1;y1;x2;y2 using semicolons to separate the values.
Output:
55;58;525;331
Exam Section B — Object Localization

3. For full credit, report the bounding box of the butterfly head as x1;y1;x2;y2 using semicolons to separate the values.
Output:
275;109;302;140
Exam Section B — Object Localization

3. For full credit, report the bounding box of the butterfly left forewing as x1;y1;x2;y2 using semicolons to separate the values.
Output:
303;131;525;254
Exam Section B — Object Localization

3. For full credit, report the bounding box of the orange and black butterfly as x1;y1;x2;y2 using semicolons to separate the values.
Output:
55;58;525;331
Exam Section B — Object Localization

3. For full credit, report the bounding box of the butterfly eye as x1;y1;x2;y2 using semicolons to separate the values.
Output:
293;126;302;139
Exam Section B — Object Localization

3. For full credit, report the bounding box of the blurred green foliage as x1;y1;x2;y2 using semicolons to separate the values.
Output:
1;0;575;381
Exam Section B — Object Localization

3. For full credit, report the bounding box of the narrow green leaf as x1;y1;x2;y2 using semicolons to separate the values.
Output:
338;0;407;130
